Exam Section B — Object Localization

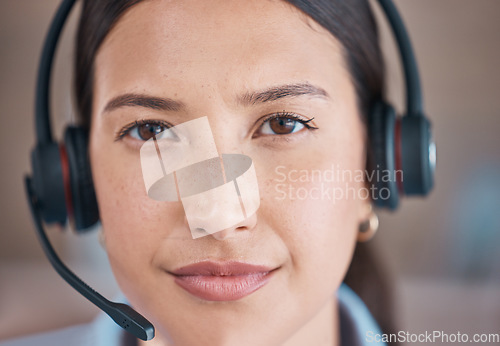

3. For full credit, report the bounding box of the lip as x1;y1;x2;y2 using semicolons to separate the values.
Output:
169;261;276;301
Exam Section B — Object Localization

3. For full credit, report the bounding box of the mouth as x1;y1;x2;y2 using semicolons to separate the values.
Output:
168;261;278;301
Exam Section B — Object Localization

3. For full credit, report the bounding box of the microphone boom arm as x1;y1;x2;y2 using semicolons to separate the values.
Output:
24;176;155;341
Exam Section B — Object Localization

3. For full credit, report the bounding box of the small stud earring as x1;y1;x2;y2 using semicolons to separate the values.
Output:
357;208;379;242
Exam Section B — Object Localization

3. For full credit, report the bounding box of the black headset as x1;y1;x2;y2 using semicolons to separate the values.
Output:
25;0;435;341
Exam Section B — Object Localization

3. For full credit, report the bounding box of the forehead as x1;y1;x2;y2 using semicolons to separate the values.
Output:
94;0;345;110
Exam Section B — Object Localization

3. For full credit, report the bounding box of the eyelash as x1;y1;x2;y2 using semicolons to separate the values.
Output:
256;111;318;134
114;119;172;141
114;112;318;141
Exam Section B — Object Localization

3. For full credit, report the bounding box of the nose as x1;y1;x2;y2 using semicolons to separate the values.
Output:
210;212;258;240
178;152;260;239
181;176;259;239
139;115;261;239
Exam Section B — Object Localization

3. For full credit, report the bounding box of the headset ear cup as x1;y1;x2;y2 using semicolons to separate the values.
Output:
368;101;400;210
30;142;67;225
400;115;435;195
64;126;99;231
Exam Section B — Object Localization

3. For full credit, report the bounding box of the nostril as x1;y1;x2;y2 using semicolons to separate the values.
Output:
194;227;207;235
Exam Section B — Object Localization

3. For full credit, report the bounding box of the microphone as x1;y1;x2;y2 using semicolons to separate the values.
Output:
24;176;155;341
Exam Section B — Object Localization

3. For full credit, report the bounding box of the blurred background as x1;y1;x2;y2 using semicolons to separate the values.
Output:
0;0;499;344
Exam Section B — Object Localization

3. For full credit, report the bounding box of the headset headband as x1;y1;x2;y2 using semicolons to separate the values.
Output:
35;0;424;145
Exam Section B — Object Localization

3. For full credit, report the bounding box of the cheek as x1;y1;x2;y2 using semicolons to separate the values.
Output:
89;134;185;289
257;117;366;300
261;164;361;292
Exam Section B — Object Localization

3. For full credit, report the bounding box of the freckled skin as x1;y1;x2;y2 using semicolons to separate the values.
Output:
90;1;372;345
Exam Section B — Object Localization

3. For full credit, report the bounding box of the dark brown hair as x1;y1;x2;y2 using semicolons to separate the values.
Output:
75;0;397;342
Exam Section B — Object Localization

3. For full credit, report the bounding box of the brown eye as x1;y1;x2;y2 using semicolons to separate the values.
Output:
268;117;299;135
116;120;177;142
256;113;316;137
136;123;165;141
125;122;174;141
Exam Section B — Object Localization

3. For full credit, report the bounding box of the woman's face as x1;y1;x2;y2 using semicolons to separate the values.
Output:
90;0;371;344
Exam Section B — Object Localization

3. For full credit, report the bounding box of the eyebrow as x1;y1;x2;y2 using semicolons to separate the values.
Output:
103;93;185;113
238;82;330;105
103;82;329;114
